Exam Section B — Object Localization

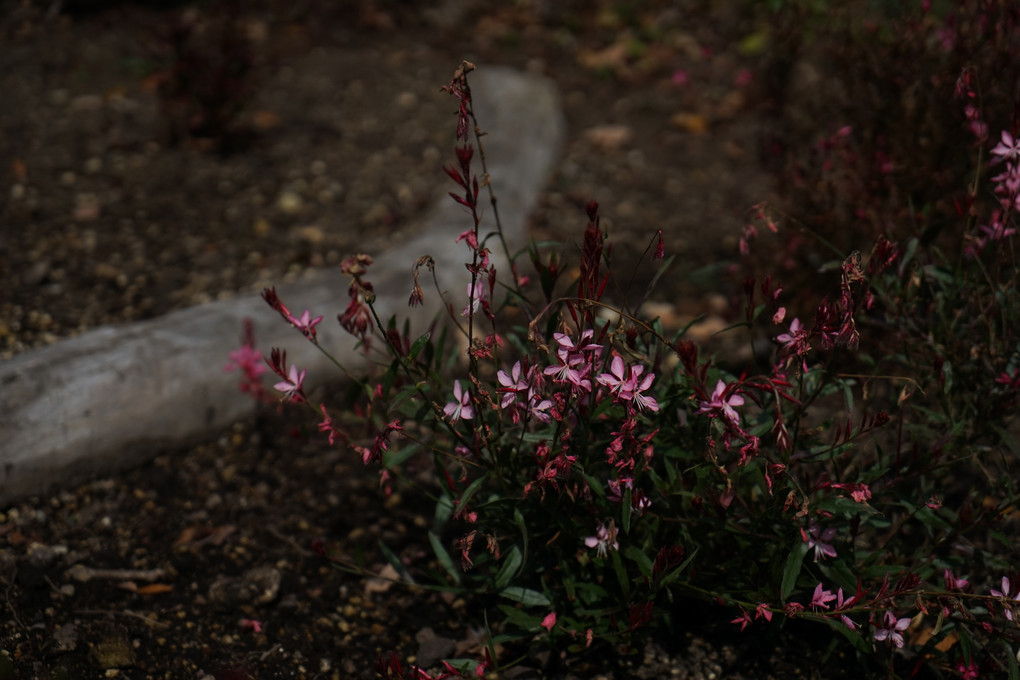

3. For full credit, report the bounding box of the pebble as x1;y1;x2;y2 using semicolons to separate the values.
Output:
276;190;303;214
293;225;325;244
362;202;390;225
396;91;418;109
24;261;50;286
583;124;634;150
207;566;282;606
74;193;101;221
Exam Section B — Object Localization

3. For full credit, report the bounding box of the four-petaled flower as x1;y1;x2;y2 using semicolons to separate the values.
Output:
444;380;474;423
697;380;745;428
291;309;324;342
804;521;838;561
584;521;619;557
597;354;659;412
497;361;531;409
731;608;753;631
775;317;808;355
809;582;837;610
991;130;1020;165
990;576;1020;621
834;588;857;630
956;660;979;680
462;279;488;317
273;364;306;403
944;569;970;592
224;334;267;402
873;610;911;648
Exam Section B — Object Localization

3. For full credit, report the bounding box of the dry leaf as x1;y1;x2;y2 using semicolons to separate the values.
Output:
136;583;174;595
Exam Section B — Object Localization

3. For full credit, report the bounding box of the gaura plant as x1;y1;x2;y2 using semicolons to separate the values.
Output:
228;61;1020;678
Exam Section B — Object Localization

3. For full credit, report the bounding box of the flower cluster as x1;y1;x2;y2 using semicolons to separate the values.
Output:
230;56;1020;679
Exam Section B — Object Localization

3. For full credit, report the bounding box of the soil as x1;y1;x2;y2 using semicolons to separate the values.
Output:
1;2;857;678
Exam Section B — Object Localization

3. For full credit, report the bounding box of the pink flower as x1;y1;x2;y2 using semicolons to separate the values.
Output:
273;364;306;403
225;345;266;399
462;279;488;316
731;608;753;631
584;521;619;557
873;610;911;648
226;344;264;376
834;588;857;630
292;309;324;343
339;289;373;339
497;361;530;409
995;368;1020;390
804;521;838;561
362;420;403;465
991;130;1020;165
775;317;809;358
943;569;970;592
809;582;837;610
544;353;592;392
541;612;557;631
990;576;1020;621
697;380;744;428
596;355;659;412
955;660;979;679
318;404;341;446
444;380;474;423
262;288;323;343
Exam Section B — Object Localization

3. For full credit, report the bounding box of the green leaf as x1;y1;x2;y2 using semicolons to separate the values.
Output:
428;531;462;585
440;660;481;675
611;548;631;599
500;586;550;607
434;494;454;529
571;580;609;605
621;488;633;533
624;545;653;580
378;540;415;584
899;237;919;276
390;383;425;412
381;360;399;395
496;604;543;632
408;331;431;361
514;507;529;566
494;545;523;590
941;360;953;395
381;443;418;469
1005;638;1020;680
657;545;698;589
781;540;810;600
455;474;489;514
